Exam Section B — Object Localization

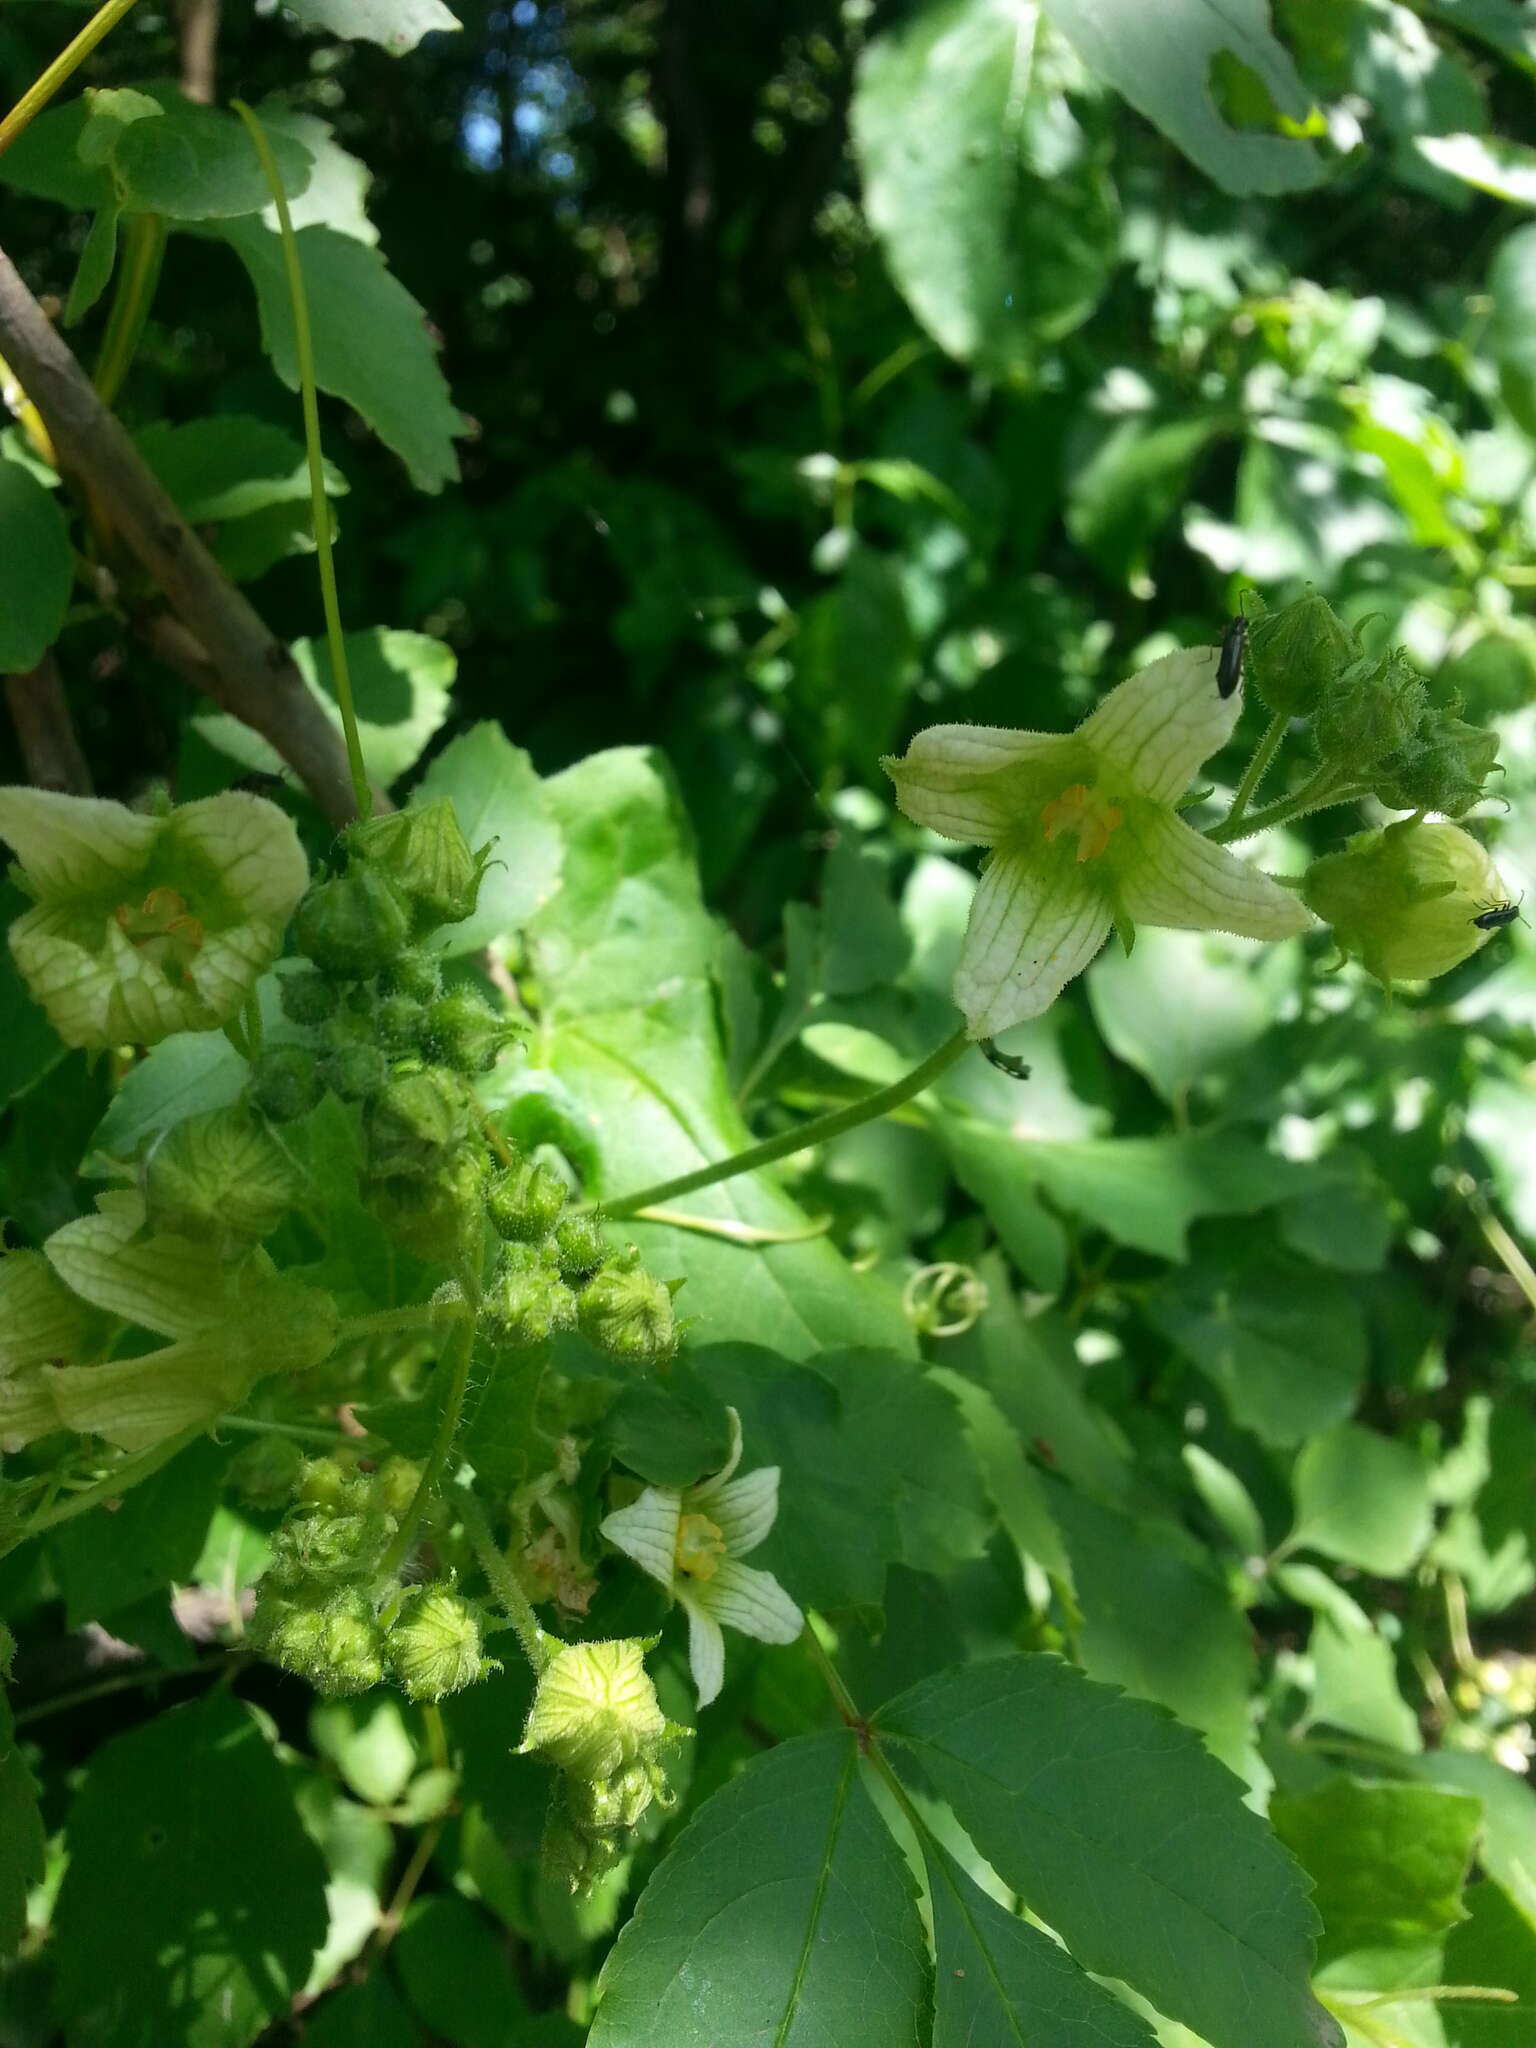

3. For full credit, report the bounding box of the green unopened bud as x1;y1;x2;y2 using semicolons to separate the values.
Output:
385;1586;491;1701
227;1433;306;1510
374;1456;423;1518
542;1798;623;1894
279;967;338;1027
364;1067;468;1179
312;1587;388;1697
386;949;444;1004
346;802;486;936
1371;697;1502;819
1247;592;1358;719
480;1241;575;1349
565;1757;667;1835
296;1454;368;1514
1302;819;1509;987
142;1105;302;1254
323;1041;390;1102
426;988;524;1077
269;1505;394;1586
374;992;427;1052
294;869;411;980
248;1042;324;1123
368;1149;489;1263
520;1637;669;1780
1313;648;1427;778
487;1157;567;1242
252;1590;328;1672
553;1211;607;1279
578;1248;678;1369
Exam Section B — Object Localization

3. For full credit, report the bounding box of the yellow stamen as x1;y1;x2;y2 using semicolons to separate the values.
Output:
1040;783;1123;863
675;1512;727;1582
112;887;206;978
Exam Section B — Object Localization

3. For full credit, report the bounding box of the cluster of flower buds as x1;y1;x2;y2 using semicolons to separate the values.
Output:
518;1638;683;1893
251;1453;493;1702
1247;593;1500;817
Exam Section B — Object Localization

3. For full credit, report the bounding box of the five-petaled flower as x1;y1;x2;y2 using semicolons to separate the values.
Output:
883;646;1313;1038
0;787;308;1049
600;1409;803;1708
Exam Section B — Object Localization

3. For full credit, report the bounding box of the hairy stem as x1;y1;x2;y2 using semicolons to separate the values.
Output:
455;1481;548;1670
0;0;143;156
376;1317;476;1582
233;100;368;821
1206;771;1366;844
595;1025;972;1220
1221;708;1289;835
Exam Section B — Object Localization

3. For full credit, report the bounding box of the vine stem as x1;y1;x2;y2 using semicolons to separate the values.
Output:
1220;708;1288;837
593;1025;972;1220
0;0;143;156
375;1316;475;1583
18;1422;203;1543
93;213;167;408
454;1480;548;1671
232;99;369;822
1206;772;1368;845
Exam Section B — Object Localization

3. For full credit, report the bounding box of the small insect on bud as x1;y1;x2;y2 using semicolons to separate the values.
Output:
1471;897;1523;932
480;1242;576;1349
1216;615;1247;701
294;868;413;981
577;1247;679;1369
425;988;524;1077
278;967;338;1027
385;1586;492;1702
248;1042;325;1124
142;1104;303;1254
487;1157;568;1242
1303;819;1511;988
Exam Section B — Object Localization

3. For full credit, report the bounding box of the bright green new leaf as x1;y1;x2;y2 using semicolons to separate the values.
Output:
412;723;563;954
1088;924;1292;1102
137;416;346;524
283;0;461;55
1291;1424;1436;1575
588;1732;929;2046
879;1655;1340;2048
0;463;72;673
1409;1750;1536;1934
1039;0;1325;195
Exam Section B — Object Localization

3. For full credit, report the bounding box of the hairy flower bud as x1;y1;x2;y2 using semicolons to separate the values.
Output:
480;1241;575;1349
578;1248;678;1369
1247;592;1358;719
1312;648;1427;779
278;967;337;1027
142;1105;303;1254
1371;697;1502;819
363;1067;468;1180
323;1041;390;1103
296;1454;369;1515
227;1433;306;1510
294;869;411;981
312;1588;388;1697
386;949;444;1004
248;1042;325;1124
385;1586;491;1701
374;992;427;1052
487;1157;567;1242
520;1638;670;1780
1303;820;1510;987
426;988;524;1077
346;802;486;936
553;1211;607;1280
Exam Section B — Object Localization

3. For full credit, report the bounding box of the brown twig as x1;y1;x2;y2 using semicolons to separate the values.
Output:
0;242;372;825
174;0;221;104
4;651;93;792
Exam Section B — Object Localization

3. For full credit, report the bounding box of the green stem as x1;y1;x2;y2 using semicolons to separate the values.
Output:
13;1652;234;1731
338;1300;471;1345
231;99;368;822
1206;772;1367;844
454;1480;547;1670
214;1413;360;1447
92;213;166;407
0;0;143;156
375;1317;475;1583
18;1422;202;1545
1221;709;1289;836
595;1026;971;1221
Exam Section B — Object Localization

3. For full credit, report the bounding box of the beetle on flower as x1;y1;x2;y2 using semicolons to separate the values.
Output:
883;645;1313;1039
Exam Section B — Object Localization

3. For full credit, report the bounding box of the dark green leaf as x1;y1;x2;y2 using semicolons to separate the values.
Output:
51;1438;227;1628
394;1893;528;2043
879;1656;1339;2048
112;102;312;220
792;549;913;767
1442;1882;1536;2045
589;1732;929;2047
137;416;344;523
301;1974;422;2048
1290;1424;1435;1575
1087;925;1290;1102
1022;1129;1308;1260
0;463;72;673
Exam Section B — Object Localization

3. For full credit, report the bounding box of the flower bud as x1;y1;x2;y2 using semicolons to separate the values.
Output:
227;1433;306;1510
520;1638;669;1781
142;1105;303;1254
323;1041;390;1103
1302;819;1509;987
374;992;427;1052
564;1757;667;1835
374;1456;423;1518
248;1042;325;1123
296;1454;368;1514
367;1150;489;1265
346;802;486;936
541;1798;624;1895
386;949;444;1004
1312;648;1427;778
553;1212;607;1279
363;1067;468;1180
312;1587;388;1697
385;1586;491;1701
293;869;411;980
487;1157;567;1242
578;1248;678;1369
278;967;337;1027
480;1241;575;1349
1371;697;1502;819
1247;592;1358;719
425;988;524;1077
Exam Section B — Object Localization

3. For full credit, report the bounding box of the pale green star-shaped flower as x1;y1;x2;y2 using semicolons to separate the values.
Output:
883;645;1313;1038
0;787;308;1050
600;1409;803;1708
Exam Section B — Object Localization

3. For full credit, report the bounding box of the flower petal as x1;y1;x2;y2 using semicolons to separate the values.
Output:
884;725;1074;846
695;1557;805;1648
955;845;1112;1037
697;1466;780;1558
1117;809;1315;941
600;1488;682;1593
1081;647;1240;804
680;1595;726;1708
0;787;158;898
166;793;309;923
